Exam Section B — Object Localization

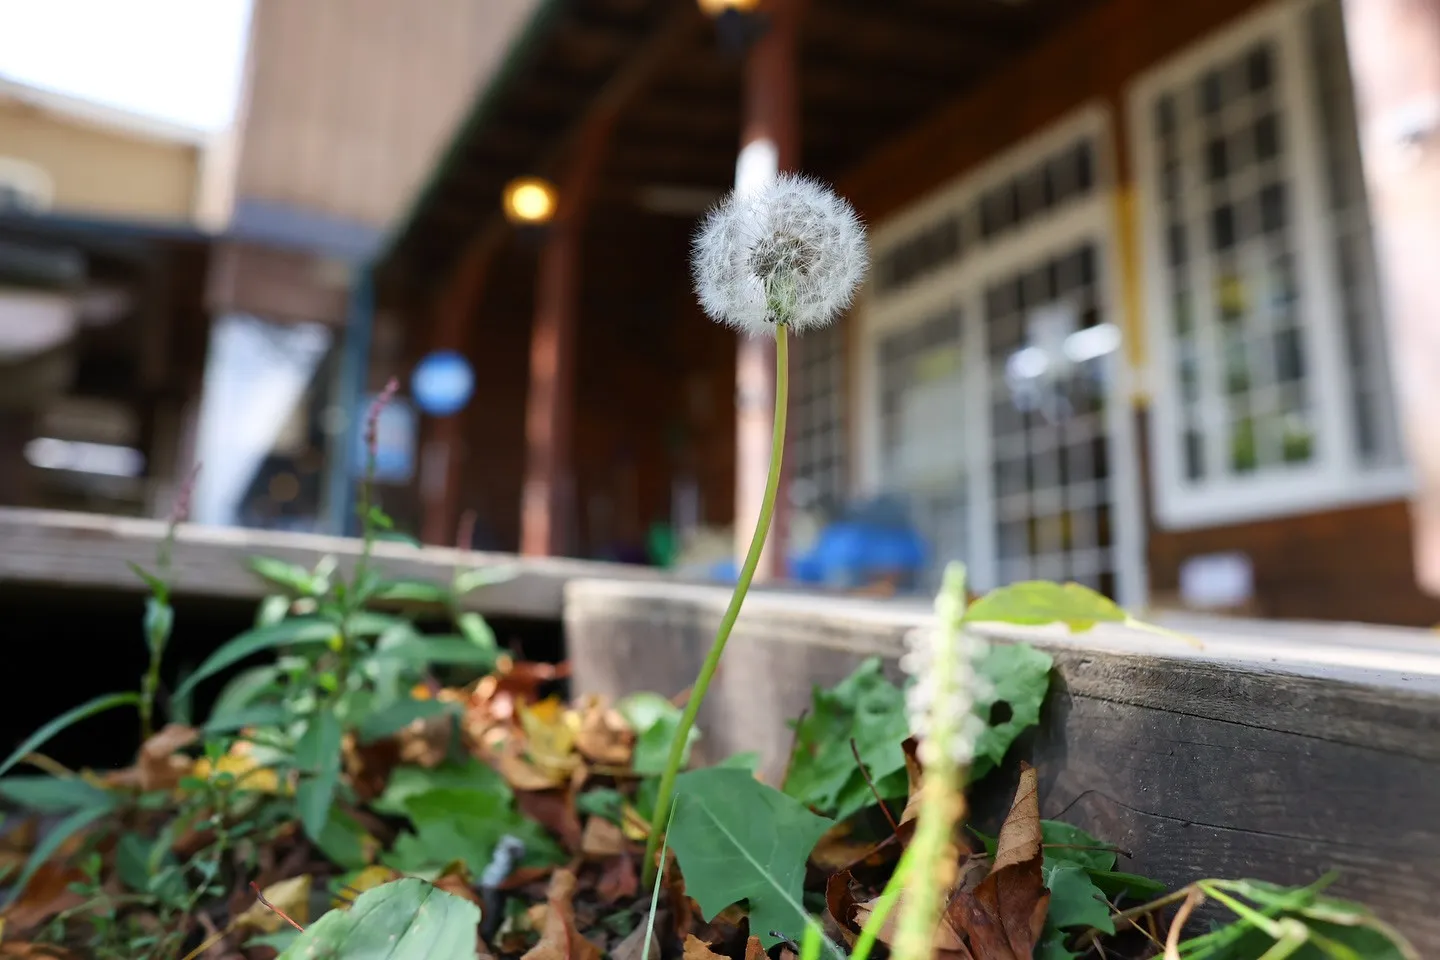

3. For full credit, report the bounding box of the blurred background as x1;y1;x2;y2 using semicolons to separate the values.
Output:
1;0;1438;625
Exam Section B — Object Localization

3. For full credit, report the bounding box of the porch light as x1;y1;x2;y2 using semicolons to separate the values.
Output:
502;177;558;226
697;0;767;55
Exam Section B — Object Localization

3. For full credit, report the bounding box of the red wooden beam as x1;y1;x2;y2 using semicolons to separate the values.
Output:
1342;0;1440;595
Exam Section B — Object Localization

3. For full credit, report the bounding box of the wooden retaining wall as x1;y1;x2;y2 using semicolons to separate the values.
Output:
565;578;1440;946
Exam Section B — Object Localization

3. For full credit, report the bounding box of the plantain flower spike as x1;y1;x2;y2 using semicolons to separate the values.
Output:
900;563;991;769
691;172;868;336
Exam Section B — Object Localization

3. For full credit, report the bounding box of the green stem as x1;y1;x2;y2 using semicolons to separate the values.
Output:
641;326;790;887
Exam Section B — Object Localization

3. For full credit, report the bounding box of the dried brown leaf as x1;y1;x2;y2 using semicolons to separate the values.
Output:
744;936;767;960
824;870;860;946
574;695;633;766
520;869;602;960
0;864;86;938
945;763;1048;960
682;935;727;960
595;854;638;905
580;815;626;860
516;790;584;853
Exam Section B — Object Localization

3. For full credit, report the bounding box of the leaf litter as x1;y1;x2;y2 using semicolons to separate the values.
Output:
0;600;1418;958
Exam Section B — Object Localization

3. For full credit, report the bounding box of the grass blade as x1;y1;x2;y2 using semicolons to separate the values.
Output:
0;692;140;778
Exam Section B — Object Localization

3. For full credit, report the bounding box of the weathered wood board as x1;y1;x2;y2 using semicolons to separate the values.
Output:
0;508;667;620
564;578;1440;946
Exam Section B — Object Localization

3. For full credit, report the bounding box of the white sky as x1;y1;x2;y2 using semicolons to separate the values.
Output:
0;0;252;132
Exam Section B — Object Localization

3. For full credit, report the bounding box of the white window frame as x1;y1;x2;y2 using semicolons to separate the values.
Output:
853;104;1147;609
1128;0;1412;531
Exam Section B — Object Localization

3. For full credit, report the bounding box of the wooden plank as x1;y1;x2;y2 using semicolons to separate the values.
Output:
0;508;669;620
563;578;1440;946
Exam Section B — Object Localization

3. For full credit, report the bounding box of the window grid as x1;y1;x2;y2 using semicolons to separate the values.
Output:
789;321;848;515
985;243;1118;595
878;306;969;592
1136;0;1410;530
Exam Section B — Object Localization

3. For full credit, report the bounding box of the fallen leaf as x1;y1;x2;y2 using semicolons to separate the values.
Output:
0;864;86;938
744;937;767;960
333;864;401;909
520;868;602;960
810;822;883;872
595;854;638;904
433;872;485;908
138;723;198;792
234;874;312;933
945;763;1048;960
825;870;860;946
574;695;633;766
581;815;626;860
852;888;968;955
342;733;401;803
683;934;728;960
619;803;650;842
610;920;660;960
516;789;584;853
190;741;287;794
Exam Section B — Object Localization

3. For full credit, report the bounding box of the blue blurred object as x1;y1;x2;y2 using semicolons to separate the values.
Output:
411;349;475;416
707;495;929;591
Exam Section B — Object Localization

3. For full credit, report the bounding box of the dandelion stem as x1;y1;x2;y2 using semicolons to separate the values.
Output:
642;325;790;887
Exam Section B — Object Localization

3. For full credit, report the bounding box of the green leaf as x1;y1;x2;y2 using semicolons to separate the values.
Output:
0;776;113;813
782;659;910;819
3;802;114;907
373;579;452;605
128;561;168;600
454;565;518;596
389;788;564;874
1039;820;1117;871
295;712;344;841
256;594;292;628
1043;862;1114;933
371;760;511;816
455;613;497;655
315;808;376;872
207;664;284;728
174;618;339;703
1036;930;1080;960
783;656;904;823
971;643;1053;779
249;556;322;595
0;692;141;778
144;597;174;651
356;698;458;745
204;703;288;734
718;751;761;772
371;636;499;669
617;693;701;776
115;832;185;901
275;877;481;959
964;580;1127;632
576;788;624;824
668;767;834;949
1086;869;1166;901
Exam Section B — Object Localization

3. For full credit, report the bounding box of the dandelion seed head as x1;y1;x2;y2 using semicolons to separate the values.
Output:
692;173;868;336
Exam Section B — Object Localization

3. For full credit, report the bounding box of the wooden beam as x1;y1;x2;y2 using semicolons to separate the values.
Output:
564;578;1440;943
1341;0;1440;596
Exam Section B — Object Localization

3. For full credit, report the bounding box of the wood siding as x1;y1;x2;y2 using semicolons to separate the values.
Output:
0;100;200;221
234;0;539;228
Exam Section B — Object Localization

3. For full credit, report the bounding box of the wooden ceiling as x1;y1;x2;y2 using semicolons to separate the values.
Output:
376;0;1103;299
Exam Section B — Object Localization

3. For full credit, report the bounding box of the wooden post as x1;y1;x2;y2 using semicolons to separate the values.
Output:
420;245;487;546
733;0;805;582
1341;0;1440;595
520;120;613;557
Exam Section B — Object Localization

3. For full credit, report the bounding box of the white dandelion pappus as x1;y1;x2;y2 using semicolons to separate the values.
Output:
691;173;868;336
